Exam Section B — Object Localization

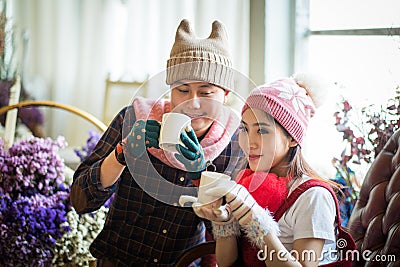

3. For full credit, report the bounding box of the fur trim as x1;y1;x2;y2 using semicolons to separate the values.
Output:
212;217;241;239
241;205;280;249
292;72;330;108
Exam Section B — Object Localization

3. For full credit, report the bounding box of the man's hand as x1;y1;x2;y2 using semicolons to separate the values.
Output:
174;128;207;180
115;119;160;165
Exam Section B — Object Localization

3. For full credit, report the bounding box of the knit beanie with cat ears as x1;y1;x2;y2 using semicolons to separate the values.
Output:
242;73;327;146
166;19;234;91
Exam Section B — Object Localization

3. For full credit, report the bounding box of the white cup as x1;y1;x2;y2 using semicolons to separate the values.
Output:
159;113;192;153
179;171;232;207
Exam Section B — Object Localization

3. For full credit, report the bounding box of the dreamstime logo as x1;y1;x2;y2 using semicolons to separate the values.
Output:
257;238;397;263
336;237;347;249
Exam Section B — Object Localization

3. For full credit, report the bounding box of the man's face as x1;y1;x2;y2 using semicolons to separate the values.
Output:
170;80;228;137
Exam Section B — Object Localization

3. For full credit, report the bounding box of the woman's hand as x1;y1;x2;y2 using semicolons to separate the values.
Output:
206;180;280;249
192;198;231;222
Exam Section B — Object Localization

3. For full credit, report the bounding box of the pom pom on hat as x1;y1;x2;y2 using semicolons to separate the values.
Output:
166;19;234;90
292;72;329;108
242;74;327;146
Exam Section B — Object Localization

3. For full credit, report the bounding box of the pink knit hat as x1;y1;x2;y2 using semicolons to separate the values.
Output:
242;75;321;146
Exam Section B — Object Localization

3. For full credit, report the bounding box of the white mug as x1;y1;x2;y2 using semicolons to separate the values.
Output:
159;112;192;153
179;171;232;207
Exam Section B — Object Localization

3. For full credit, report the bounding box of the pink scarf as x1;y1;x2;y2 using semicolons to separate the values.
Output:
132;96;240;170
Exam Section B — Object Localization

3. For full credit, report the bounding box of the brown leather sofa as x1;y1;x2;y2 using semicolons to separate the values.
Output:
347;129;400;267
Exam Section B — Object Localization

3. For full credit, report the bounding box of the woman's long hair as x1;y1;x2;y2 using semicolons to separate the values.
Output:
274;118;340;189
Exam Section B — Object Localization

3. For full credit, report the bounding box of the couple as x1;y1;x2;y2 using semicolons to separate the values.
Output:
71;19;347;266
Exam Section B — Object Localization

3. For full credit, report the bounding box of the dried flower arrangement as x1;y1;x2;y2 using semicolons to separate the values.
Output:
0;131;107;266
0;136;70;265
332;87;400;226
0;7;45;137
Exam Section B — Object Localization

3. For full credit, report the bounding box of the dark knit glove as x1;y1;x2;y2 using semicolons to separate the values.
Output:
114;119;160;165
174;127;207;182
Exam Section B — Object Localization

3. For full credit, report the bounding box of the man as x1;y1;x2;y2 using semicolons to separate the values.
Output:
71;19;243;266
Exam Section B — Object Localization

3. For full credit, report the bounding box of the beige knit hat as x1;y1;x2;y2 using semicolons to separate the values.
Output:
166;19;234;90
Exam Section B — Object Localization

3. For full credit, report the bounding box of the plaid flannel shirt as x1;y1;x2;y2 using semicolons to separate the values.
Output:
71;106;244;266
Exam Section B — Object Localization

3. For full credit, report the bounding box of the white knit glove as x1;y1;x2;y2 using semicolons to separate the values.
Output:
206;180;280;248
192;202;231;223
211;217;241;240
193;203;241;240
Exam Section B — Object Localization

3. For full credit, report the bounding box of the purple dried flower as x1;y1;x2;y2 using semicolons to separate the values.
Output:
0;192;69;266
74;130;101;162
0;133;112;265
0;136;67;198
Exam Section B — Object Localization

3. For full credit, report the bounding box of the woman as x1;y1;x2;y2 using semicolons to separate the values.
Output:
194;74;345;266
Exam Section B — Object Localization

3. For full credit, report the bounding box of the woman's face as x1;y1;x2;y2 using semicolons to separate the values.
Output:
170;80;228;137
239;108;297;176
